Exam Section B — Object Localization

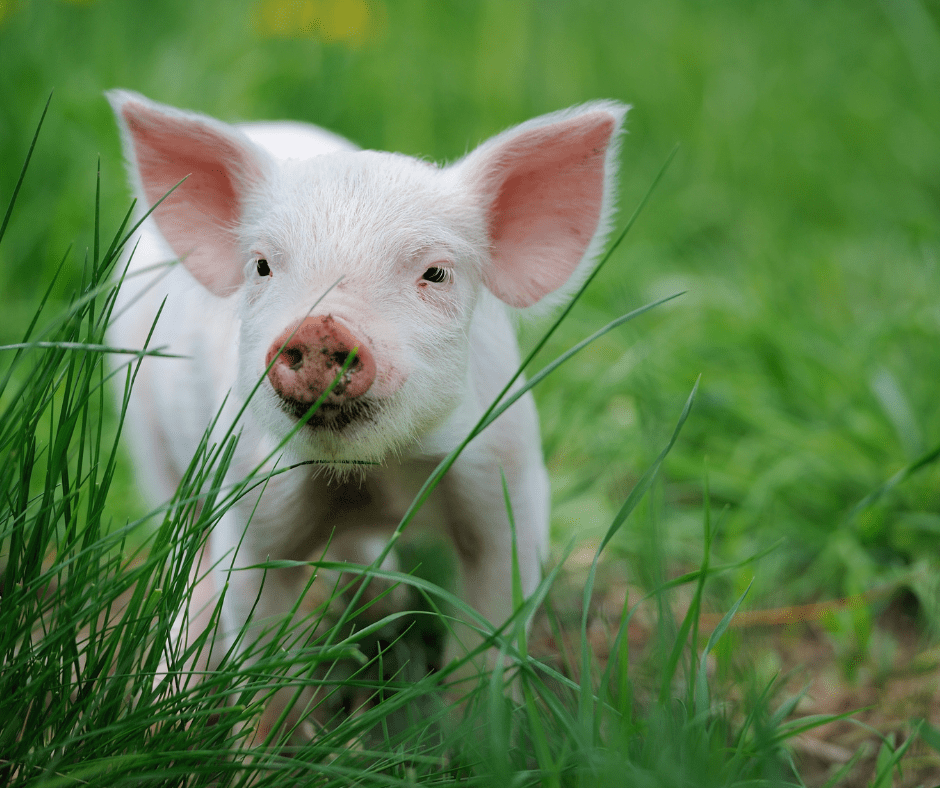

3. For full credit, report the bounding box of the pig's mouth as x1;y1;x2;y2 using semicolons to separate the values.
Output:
277;396;378;432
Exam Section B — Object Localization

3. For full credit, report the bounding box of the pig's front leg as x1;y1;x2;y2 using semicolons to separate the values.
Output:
202;475;404;740
155;503;315;742
209;495;316;662
440;434;550;673
207;499;329;743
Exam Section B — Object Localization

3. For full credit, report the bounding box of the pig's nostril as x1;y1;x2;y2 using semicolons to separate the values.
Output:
330;349;353;368
283;347;303;370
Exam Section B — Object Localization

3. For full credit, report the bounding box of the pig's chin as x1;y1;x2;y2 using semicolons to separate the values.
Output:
267;394;407;469
277;395;379;432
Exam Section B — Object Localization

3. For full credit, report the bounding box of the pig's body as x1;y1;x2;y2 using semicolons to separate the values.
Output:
109;93;626;732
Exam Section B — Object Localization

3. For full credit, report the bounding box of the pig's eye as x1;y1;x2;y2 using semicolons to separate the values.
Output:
421;267;450;284
256;259;271;277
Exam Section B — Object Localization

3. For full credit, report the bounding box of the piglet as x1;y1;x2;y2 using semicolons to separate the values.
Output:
108;90;626;732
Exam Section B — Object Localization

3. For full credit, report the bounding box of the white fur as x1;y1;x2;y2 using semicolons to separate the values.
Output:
107;91;626;727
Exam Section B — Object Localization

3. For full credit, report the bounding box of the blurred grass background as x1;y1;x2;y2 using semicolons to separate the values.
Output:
1;0;939;618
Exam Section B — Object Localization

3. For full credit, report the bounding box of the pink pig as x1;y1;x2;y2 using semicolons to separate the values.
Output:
108;91;626;717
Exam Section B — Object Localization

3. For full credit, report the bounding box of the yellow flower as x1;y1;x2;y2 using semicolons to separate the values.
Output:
0;0;19;26
253;0;384;46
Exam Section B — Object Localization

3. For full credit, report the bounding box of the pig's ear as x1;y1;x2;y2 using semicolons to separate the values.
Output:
108;90;269;297
458;102;628;308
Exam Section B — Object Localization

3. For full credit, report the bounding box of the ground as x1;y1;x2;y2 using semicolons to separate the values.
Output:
536;545;940;787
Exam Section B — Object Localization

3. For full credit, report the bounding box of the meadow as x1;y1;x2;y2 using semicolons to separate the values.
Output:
1;0;940;784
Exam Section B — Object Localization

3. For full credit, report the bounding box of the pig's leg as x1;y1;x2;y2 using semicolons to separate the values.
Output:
327;526;405;623
169;543;222;677
153;543;219;704
204;506;329;741
440;438;550;676
207;508;311;658
206;508;404;741
156;525;305;714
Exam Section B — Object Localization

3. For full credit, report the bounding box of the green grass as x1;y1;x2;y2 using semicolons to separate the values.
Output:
2;0;940;783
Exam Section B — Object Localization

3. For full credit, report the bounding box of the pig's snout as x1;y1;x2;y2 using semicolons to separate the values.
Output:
266;316;376;410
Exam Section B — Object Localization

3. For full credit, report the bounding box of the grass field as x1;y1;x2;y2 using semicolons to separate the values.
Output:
2;0;940;784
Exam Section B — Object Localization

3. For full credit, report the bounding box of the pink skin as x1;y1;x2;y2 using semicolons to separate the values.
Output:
471;112;616;308
124;104;263;296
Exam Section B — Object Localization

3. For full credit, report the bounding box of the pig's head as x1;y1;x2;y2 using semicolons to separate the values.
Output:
110;91;627;467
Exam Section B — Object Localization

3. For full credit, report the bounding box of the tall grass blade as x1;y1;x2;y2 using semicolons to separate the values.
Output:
0;93;51;246
579;378;698;732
